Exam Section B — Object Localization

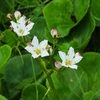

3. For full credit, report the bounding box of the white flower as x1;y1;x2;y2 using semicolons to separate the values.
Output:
25;36;49;58
58;47;83;69
14;11;21;20
10;16;34;36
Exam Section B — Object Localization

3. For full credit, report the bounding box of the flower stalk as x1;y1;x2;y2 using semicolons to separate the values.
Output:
36;59;59;100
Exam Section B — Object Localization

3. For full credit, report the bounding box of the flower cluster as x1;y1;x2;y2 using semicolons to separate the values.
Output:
8;11;83;70
9;11;34;36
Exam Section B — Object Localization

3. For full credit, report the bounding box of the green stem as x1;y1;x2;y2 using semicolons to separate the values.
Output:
47;75;59;100
31;57;38;100
15;46;24;64
36;59;59;100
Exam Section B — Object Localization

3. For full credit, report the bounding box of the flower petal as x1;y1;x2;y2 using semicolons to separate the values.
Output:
17;16;26;25
26;22;34;31
69;65;78;69
32;36;39;46
32;53;40;58
40;40;48;49
73;56;83;63
25;46;33;54
68;47;75;60
10;21;17;29
62;60;68;67
41;50;49;57
58;51;67;61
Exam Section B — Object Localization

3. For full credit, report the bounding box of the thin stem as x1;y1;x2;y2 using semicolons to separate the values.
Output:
36;59;59;100
47;75;59;100
31;57;38;100
15;46;24;64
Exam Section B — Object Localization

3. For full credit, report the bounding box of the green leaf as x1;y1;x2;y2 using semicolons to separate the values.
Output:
79;52;100;99
43;0;90;37
4;54;41;84
66;12;95;51
30;17;47;41
47;52;100;100
0;45;11;68
82;91;94;100
0;0;14;13
21;83;48;100
43;0;74;37
91;0;100;20
0;95;8;100
2;29;17;48
46;68;88;100
72;0;90;21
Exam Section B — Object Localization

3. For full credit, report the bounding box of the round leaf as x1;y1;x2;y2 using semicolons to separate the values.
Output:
21;83;48;100
43;0;90;37
4;54;41;84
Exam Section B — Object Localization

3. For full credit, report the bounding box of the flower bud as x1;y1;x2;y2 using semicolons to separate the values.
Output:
14;11;21;20
7;13;12;20
55;61;62;68
75;52;81;56
51;29;60;38
26;42;33;46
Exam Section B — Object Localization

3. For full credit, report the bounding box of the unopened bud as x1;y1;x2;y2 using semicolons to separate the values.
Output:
55;61;62;68
51;29;60;38
75;52;81;56
27;42;33;46
7;13;12;20
27;18;31;24
14;11;21;20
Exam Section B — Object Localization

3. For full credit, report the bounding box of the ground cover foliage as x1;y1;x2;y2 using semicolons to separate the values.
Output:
0;0;100;100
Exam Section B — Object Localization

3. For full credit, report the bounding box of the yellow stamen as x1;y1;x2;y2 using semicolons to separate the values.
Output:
19;29;24;34
66;60;71;65
36;49;41;55
46;45;50;51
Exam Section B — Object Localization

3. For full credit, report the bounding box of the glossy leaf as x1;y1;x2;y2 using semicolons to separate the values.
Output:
43;0;90;37
46;68;88;100
2;29;17;48
47;52;100;100
79;52;100;99
21;83;48;100
91;0;100;20
59;12;95;51
0;45;11;68
30;17;47;41
4;54;41;84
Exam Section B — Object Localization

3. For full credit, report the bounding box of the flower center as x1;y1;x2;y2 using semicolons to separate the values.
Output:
19;29;24;34
35;49;41;55
66;60;71;65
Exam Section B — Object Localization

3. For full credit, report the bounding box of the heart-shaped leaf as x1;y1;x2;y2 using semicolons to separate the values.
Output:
43;0;90;37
